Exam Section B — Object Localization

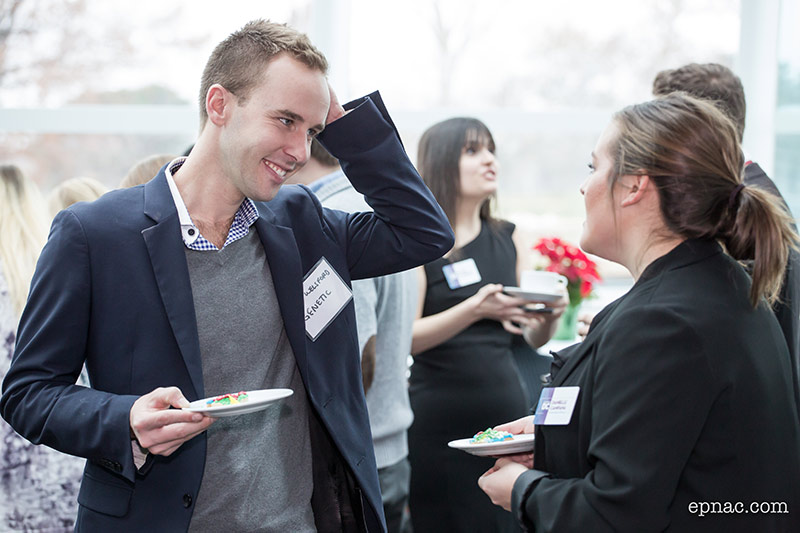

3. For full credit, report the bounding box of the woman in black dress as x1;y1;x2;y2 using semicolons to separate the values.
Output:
407;118;566;532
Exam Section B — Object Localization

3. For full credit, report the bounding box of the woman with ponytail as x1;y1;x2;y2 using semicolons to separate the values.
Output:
478;93;800;532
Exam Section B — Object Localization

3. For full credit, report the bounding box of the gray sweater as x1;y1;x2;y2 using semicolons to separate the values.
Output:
185;230;315;532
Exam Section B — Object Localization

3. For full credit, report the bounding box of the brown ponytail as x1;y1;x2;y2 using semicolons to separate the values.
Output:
723;184;797;306
611;92;798;307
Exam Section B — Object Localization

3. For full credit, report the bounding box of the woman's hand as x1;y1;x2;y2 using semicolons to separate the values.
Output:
478;458;529;511
549;292;569;319
470;284;539;329
492;415;535;467
470;284;531;322
412;281;543;354
522;290;569;347
577;311;596;338
495;414;535;435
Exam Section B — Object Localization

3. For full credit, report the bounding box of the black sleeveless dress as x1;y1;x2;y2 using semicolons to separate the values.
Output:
408;220;527;532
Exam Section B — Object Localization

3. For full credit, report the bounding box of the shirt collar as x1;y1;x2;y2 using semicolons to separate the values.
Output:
637;238;722;284
164;157;259;249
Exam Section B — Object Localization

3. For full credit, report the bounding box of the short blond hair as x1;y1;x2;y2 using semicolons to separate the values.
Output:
48;176;108;218
198;19;328;128
120;154;175;188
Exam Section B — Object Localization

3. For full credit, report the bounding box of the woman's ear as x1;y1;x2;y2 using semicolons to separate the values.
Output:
620;175;651;207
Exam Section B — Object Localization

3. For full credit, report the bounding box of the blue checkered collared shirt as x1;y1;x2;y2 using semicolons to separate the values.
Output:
164;157;259;251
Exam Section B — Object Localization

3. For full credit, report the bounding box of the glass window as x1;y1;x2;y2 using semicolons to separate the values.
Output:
775;0;800;216
0;133;194;192
0;0;743;289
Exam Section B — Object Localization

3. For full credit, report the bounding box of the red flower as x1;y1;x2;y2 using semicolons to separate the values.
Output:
533;237;601;305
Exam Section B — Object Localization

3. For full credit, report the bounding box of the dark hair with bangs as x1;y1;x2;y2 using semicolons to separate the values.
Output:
417;117;498;228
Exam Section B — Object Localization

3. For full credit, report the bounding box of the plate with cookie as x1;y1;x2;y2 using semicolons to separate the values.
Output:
183;389;293;418
448;428;535;456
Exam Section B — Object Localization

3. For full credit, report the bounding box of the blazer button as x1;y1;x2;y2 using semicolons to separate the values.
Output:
183;493;193;508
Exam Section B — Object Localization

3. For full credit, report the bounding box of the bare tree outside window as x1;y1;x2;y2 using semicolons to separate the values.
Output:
0;0;211;189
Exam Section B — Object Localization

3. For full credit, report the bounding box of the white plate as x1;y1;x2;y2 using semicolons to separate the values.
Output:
502;286;563;302
448;433;535;457
183;388;293;418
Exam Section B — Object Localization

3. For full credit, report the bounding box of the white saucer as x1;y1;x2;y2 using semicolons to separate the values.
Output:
448;433;535;456
183;389;293;418
503;286;563;302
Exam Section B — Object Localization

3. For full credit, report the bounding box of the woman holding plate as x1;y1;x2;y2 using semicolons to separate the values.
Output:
478;93;800;532
407;117;567;532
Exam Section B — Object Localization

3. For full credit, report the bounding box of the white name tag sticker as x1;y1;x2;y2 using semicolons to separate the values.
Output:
442;258;482;289
533;386;580;425
303;257;353;341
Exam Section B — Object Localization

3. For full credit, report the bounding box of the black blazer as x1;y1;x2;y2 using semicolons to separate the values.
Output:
513;239;800;532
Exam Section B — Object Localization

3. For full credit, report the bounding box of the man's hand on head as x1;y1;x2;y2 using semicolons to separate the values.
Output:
325;83;346;125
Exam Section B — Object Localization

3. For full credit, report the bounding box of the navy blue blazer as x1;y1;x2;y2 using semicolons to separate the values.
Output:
1;93;454;531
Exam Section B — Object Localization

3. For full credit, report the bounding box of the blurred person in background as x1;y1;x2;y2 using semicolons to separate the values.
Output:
653;62;800;422
1;164;86;531
48;176;109;217
478;93;800;532
119;154;176;188
288;139;416;533
408;117;566;532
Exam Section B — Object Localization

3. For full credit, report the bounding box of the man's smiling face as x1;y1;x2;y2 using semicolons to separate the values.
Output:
218;53;329;202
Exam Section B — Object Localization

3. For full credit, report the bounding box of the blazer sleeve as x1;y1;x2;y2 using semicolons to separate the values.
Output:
520;305;717;532
0;210;140;482
316;91;454;281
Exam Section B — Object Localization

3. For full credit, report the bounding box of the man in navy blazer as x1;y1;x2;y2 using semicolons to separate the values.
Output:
1;20;453;532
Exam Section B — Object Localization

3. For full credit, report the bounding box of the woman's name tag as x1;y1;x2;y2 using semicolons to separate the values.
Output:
533;386;580;425
442;258;482;289
303;257;353;341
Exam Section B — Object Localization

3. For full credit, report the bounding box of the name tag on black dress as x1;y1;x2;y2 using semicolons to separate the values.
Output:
442;258;481;289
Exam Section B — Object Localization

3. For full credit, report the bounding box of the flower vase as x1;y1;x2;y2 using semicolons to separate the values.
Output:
554;301;580;340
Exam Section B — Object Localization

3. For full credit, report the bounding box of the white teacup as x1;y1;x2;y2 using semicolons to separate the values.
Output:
520;270;568;294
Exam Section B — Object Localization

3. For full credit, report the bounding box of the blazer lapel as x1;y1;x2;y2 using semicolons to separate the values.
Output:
141;173;204;399
549;303;618;387
549;340;594;387
253;213;308;378
550;240;723;388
